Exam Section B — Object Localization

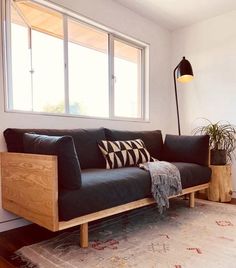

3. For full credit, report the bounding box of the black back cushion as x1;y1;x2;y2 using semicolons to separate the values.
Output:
163;134;209;166
23;133;81;190
4;128;106;169
104;128;163;159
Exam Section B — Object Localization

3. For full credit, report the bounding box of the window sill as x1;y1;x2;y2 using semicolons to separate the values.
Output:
4;109;150;123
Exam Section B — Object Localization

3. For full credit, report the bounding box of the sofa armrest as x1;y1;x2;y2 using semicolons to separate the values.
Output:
162;134;210;166
1;152;59;231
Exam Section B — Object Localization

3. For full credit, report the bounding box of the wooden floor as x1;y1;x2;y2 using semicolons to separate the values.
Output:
0;195;235;267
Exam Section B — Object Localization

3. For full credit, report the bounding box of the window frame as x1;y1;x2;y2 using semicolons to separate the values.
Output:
1;0;149;122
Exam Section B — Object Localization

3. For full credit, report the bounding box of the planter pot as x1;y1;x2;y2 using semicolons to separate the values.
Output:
210;149;227;165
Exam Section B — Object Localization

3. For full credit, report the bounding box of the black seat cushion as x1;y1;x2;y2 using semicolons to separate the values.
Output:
23;133;82;190
104;128;163;160
58;163;211;221
4;128;106;169
172;162;211;189
59;167;151;221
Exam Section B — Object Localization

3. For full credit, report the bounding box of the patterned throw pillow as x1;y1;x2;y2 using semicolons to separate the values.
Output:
98;139;153;169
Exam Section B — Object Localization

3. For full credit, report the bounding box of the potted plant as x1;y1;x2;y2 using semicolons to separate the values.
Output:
193;119;236;165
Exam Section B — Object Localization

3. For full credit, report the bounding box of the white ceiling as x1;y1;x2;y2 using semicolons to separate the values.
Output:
114;0;236;30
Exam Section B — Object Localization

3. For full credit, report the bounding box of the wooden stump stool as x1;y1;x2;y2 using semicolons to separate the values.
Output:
208;165;232;202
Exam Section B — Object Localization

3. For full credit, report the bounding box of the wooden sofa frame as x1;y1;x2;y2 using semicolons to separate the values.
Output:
1;152;210;248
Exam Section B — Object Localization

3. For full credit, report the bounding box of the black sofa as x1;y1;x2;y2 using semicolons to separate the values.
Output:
2;127;211;247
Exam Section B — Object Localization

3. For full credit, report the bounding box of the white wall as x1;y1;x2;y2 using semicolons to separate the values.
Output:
171;10;236;196
0;0;172;231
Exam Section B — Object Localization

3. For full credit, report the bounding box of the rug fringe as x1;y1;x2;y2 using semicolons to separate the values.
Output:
12;252;39;268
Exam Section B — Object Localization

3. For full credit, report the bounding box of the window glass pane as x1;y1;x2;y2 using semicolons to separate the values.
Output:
13;1;65;113
68;18;109;117
114;40;142;118
31;30;64;113
10;3;32;110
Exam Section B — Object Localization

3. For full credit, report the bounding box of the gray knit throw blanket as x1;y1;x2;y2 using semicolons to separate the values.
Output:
140;161;182;213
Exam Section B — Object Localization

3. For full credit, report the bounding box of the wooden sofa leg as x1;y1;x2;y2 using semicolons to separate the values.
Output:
80;223;89;248
189;192;195;208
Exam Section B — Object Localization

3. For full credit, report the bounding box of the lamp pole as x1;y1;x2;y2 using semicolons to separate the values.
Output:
173;65;181;136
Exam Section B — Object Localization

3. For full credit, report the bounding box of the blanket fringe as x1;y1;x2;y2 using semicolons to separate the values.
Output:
141;161;182;213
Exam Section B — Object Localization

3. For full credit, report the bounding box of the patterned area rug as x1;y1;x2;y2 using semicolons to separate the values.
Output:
14;199;236;268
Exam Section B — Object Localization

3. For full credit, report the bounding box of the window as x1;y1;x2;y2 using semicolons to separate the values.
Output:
3;0;148;121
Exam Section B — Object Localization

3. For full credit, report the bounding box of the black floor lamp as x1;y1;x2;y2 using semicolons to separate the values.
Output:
173;56;194;135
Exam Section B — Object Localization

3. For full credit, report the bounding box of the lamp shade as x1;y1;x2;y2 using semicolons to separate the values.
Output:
176;57;193;83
